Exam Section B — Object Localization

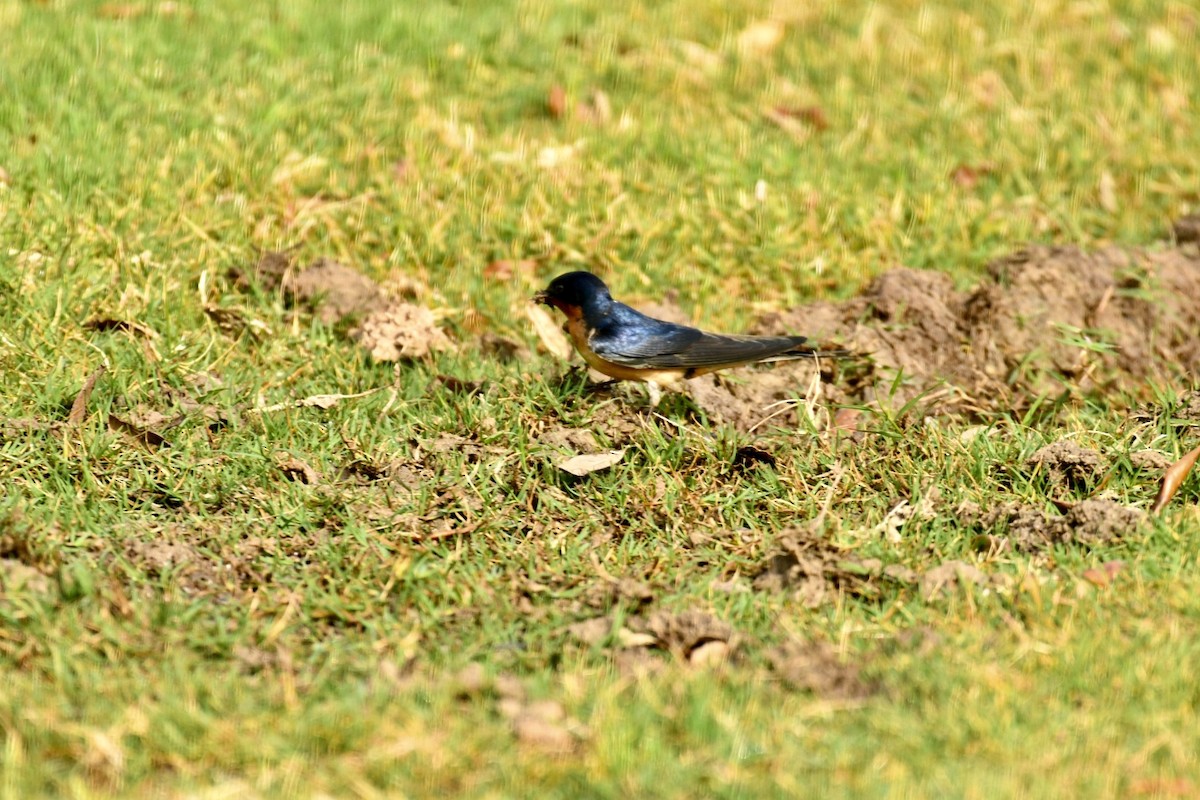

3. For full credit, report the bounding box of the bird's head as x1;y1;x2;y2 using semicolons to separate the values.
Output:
533;271;613;318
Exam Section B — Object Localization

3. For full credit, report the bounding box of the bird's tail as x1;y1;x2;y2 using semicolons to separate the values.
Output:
775;340;853;361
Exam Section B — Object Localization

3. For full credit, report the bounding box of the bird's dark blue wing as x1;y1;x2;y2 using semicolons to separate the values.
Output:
589;303;813;369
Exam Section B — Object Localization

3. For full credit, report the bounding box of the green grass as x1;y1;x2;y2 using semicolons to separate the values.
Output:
2;0;1200;797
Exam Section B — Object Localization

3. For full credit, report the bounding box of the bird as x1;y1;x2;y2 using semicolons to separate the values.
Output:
533;271;849;406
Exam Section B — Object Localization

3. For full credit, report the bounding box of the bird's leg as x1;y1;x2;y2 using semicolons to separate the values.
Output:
646;381;664;408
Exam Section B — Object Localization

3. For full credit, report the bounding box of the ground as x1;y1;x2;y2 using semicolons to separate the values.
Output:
2;1;1200;798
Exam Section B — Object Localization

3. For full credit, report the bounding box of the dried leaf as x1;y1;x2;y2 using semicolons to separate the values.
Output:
251;389;381;413
526;303;573;360
951;163;995;189
107;414;169;449
276;454;320;485
557;449;625;477
1081;560;1124;588
770;105;828;131
1150;443;1200;513
547;85;568;119
67;366;107;426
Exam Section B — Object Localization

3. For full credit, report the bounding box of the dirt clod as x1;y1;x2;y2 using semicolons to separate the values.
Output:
766;640;874;699
960;498;1146;551
355;303;452;361
539;426;600;453
636;610;736;660
1027;441;1105;490
285;258;388;324
754;526;911;606
920;560;988;600
748;245;1200;420
1174;214;1200;244
1129;450;1173;471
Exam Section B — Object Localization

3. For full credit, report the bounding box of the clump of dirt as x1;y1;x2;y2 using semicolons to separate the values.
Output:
229;250;293;292
1027;441;1105;490
354;303;453;361
919;560;991;600
766;640;875;699
538;426;601;453
958;498;1146;552
124;538;220;595
231;253;455;362
1129;450;1173;471
753;525;915;607
638;609;735;659
566;608;737;668
1174;213;1200;244
739;244;1200;422
284;258;388;324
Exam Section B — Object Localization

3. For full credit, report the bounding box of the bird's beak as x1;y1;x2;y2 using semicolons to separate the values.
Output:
532;290;549;305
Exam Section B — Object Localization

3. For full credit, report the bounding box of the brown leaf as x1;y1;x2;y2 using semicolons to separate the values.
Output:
67;366;107;426
107;414;169;449
1151;443;1200;513
547;85;568;119
251;389;381;414
276;454;320;485
1082;559;1125;588
557;449;625;477
945;163;993;188
526;303;573;360
771;105;829;131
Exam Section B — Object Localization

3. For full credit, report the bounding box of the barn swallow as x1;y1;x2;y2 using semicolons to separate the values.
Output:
534;271;849;406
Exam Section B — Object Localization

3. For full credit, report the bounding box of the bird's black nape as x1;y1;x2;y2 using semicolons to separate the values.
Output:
535;271;611;309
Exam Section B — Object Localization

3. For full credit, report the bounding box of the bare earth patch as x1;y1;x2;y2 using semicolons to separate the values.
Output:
685;244;1200;428
753;525;916;607
958;498;1147;552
